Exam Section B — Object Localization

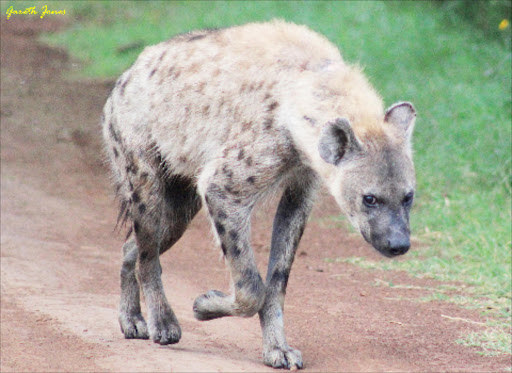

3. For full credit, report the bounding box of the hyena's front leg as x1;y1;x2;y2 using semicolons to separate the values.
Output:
259;171;318;369
193;182;266;320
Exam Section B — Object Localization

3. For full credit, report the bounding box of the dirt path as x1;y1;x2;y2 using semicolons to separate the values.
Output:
1;18;510;372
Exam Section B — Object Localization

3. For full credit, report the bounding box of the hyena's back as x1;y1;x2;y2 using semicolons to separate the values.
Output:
102;21;342;187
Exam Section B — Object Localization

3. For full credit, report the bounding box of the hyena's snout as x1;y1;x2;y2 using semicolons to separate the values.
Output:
370;227;410;258
365;211;411;258
385;229;410;257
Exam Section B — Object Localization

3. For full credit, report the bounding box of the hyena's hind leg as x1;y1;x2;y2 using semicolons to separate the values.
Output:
118;173;202;344
259;168;319;369
119;237;148;339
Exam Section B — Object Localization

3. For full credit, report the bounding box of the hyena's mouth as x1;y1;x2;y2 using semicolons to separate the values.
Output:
361;230;410;258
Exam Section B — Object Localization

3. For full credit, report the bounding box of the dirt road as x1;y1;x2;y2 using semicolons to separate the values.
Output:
1;18;510;372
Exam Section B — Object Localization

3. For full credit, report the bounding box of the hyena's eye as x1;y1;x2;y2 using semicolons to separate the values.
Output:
403;192;414;207
363;194;378;207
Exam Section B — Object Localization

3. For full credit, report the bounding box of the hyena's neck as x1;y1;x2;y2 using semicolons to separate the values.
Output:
278;64;386;188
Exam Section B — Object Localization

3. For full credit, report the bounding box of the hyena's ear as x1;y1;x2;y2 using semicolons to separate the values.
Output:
384;102;416;144
318;118;362;165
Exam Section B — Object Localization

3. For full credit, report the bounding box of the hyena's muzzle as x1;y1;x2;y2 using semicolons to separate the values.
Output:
363;206;411;258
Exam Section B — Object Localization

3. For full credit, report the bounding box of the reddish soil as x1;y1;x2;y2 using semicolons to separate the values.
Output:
1;18;510;372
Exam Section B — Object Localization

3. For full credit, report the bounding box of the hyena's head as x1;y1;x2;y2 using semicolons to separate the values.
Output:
319;102;416;258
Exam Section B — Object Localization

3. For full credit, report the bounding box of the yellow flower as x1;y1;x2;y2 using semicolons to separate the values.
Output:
499;19;509;30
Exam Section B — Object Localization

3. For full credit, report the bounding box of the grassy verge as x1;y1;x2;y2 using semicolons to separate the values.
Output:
2;0;510;356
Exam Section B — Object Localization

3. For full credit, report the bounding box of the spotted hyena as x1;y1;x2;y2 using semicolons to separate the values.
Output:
102;20;416;369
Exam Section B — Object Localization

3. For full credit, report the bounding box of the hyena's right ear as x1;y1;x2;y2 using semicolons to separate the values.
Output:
318;118;362;165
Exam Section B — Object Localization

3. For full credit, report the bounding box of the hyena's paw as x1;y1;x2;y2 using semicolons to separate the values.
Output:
193;290;231;321
119;312;149;339
148;312;182;345
263;346;303;370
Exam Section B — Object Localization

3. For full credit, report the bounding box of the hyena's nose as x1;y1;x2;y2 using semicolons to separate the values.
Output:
387;236;410;256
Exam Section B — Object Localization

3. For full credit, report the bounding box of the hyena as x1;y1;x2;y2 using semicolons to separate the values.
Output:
102;20;416;369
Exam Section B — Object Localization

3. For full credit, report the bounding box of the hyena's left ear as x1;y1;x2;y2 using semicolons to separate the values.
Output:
384;102;416;144
318;118;362;165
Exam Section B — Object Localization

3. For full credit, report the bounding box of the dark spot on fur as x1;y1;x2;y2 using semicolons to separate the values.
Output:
120;75;131;96
149;68;157;78
140;250;148;261
237;149;245;160
246;176;256;184
189;63;200;73
221;243;227;255
178;156;187;163
217;210;227;220
264;93;271;100
246;156;253;166
155;151;163;166
126;163;138;175
267;101;279;112
241;121;252;132
138;203;146;214
202;105;210;115
235;269;262;293
140;172;149;184
132;191;141;203
133;220;140;233
116;199;129;229
188;34;206;41
222;164;233;178
264;117;273;130
205;195;210;204
270;270;289;291
109;121;120;143
229;230;238;241
113;147;119;158
158;51;167;62
224;185;239;195
129;181;134;191
124;226;133;241
230;245;242;259
210;183;221;192
250;81;264;91
303;115;317;126
215;221;226;236
234;199;241;204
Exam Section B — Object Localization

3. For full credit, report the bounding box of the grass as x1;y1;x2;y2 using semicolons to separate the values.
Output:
2;0;510;356
327;257;512;355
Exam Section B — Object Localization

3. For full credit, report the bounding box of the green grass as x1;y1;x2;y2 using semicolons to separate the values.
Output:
2;0;510;356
